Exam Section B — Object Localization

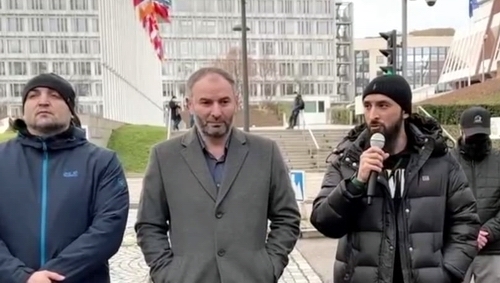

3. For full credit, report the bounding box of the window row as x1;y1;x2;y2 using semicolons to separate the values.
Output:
0;38;101;55
0;61;102;76
162;40;336;58
167;19;335;36
174;0;334;15
0;16;99;33
0;82;102;99
2;0;98;11
162;81;336;97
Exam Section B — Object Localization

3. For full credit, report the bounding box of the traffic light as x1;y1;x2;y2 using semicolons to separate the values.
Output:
379;30;399;75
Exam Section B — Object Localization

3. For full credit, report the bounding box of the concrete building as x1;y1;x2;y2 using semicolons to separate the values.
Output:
438;0;500;91
354;30;453;96
98;1;163;125
0;0;103;117
160;0;354;125
0;0;163;125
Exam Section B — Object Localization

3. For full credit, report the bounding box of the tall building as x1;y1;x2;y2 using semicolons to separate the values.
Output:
438;0;500;91
354;31;453;96
0;0;102;117
160;0;354;104
0;0;163;125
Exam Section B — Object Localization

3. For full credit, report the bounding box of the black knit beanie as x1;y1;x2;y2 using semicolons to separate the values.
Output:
362;74;412;114
22;73;81;127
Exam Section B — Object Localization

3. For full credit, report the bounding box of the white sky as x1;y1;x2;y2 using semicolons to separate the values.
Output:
351;0;469;37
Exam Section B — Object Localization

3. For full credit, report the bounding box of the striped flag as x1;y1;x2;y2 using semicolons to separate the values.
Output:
132;0;171;61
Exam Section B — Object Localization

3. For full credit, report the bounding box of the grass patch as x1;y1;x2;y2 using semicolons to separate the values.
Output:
107;125;167;173
0;131;16;142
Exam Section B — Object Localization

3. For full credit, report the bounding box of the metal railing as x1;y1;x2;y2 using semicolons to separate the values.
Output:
299;111;320;150
417;105;456;144
165;109;172;140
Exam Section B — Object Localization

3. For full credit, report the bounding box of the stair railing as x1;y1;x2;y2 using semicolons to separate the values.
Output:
298;111;321;169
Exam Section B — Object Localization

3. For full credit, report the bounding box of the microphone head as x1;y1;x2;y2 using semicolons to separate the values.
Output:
370;133;385;148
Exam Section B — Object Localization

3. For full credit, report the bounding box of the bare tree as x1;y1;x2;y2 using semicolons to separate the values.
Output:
256;57;278;101
211;47;257;93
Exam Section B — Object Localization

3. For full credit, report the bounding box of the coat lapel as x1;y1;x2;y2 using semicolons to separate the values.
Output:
180;128;217;201
216;129;248;207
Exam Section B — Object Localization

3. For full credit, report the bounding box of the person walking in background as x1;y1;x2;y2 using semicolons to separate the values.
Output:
185;97;194;128
287;92;304;129
310;74;479;283
169;96;181;130
0;73;129;283
136;67;301;283
452;106;500;283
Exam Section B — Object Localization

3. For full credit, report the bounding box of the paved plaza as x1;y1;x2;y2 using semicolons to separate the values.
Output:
109;209;323;282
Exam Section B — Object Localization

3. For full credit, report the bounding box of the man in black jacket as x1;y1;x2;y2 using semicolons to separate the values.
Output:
452;107;500;283
310;74;480;283
287;92;305;129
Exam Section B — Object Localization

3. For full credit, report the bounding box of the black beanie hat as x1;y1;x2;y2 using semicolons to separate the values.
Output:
362;74;412;114
22;73;81;127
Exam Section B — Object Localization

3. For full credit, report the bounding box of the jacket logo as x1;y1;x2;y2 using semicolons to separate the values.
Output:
422;175;429;181
63;171;78;178
474;115;482;123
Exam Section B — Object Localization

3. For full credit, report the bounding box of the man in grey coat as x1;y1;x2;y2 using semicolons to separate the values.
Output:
135;67;301;283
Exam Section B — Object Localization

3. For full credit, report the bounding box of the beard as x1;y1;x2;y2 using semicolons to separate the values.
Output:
193;114;232;139
368;113;404;152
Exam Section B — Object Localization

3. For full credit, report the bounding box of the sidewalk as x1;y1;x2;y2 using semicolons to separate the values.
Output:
110;210;323;282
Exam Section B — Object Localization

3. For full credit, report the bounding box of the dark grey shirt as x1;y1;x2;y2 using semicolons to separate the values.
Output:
197;131;230;191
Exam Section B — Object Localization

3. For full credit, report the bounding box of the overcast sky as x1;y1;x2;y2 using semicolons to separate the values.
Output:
351;0;469;37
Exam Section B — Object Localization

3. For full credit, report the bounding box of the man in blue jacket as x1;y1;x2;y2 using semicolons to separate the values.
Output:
0;73;129;283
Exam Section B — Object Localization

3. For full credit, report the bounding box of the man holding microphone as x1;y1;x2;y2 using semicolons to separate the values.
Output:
310;74;480;283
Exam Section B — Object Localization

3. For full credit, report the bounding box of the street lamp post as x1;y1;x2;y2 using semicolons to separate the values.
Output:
401;0;408;78
232;0;250;132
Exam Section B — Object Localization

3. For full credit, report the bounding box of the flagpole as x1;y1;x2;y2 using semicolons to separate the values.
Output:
468;17;472;86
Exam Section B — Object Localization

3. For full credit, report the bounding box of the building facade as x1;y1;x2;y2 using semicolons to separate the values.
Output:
0;0;102;117
98;0;163;126
160;0;354;105
354;34;453;96
438;0;500;91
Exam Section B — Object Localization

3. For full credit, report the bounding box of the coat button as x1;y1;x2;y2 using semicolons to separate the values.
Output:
216;212;224;219
389;245;394;250
217;249;225;257
409;247;413;252
405;209;410;213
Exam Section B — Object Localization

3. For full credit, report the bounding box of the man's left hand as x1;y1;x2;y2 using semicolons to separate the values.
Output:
478;230;489;250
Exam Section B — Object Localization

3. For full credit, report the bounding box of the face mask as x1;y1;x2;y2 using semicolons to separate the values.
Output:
460;134;491;161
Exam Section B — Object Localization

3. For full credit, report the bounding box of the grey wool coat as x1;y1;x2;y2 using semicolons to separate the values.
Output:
135;127;301;283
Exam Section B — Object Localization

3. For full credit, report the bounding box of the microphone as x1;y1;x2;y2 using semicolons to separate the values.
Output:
367;133;385;205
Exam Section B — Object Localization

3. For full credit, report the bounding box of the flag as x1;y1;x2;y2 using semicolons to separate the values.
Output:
143;15;164;60
133;0;145;6
469;0;479;18
152;0;171;22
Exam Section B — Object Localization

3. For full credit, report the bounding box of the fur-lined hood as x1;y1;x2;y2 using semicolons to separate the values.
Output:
334;113;451;157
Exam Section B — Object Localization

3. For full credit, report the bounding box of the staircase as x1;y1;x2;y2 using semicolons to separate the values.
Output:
250;129;350;171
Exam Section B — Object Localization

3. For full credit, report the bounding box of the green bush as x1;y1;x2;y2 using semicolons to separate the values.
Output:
330;107;352;124
419;104;500;124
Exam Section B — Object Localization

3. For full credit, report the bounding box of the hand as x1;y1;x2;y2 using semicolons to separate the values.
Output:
27;271;65;283
478;230;489;250
357;146;389;183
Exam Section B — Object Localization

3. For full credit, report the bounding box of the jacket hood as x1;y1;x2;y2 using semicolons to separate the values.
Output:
12;119;87;151
335;113;451;157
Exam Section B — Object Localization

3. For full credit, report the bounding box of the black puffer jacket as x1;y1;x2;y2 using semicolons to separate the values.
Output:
452;139;500;255
310;114;480;283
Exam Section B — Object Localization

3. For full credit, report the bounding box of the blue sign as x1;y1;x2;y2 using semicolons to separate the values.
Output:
289;170;305;201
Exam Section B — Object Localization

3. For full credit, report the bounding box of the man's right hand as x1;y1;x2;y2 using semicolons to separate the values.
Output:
27;271;65;283
357;146;389;183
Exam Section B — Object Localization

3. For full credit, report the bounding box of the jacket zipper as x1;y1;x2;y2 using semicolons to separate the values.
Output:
470;161;476;196
40;142;49;266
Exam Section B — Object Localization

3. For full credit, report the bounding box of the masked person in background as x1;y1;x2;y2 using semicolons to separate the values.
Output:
310;74;480;283
452;107;500;283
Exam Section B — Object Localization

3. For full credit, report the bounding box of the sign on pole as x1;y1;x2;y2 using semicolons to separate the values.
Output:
289;170;305;201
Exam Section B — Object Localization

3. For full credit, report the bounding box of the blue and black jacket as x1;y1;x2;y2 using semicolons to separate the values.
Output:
0;120;129;283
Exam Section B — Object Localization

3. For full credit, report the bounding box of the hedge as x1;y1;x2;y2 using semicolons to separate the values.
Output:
419;104;500;124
